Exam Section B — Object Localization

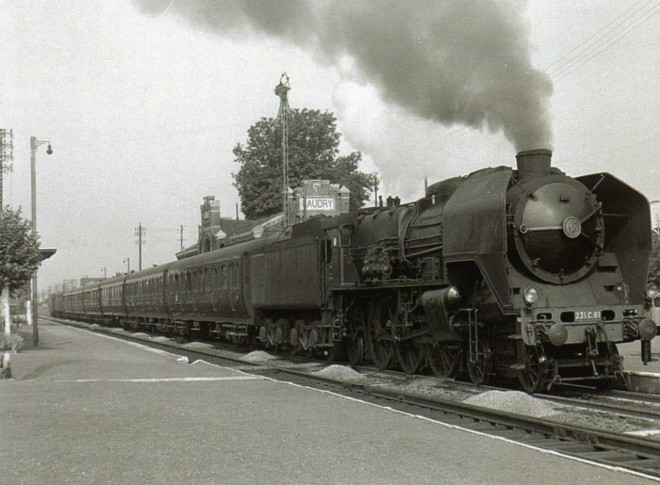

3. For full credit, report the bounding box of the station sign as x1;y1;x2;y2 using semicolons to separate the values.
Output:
300;197;335;212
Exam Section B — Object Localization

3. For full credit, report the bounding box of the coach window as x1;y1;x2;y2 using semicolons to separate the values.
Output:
232;262;240;295
205;268;212;292
230;264;235;292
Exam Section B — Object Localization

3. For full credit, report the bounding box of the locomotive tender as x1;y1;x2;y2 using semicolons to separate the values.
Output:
51;149;657;391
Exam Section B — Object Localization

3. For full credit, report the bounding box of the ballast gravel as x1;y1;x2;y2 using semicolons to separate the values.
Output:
464;390;557;417
240;351;280;363
314;365;367;383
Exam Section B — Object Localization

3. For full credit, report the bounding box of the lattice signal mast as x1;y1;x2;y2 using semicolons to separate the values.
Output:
275;73;291;226
135;223;146;271
0;129;14;210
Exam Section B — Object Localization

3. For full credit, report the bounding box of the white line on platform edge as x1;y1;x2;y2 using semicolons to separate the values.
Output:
269;377;660;483
57;376;262;383
60;324;660;481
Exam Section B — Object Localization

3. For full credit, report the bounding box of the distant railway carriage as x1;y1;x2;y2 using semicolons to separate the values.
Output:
51;150;658;391
100;275;125;324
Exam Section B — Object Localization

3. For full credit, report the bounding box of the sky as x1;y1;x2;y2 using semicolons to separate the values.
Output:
1;0;658;294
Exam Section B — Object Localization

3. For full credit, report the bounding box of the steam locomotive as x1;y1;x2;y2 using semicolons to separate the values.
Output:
51;149;657;391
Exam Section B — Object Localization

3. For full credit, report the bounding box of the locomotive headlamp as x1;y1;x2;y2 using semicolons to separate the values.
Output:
523;287;538;306
647;284;659;300
444;286;461;306
614;282;629;302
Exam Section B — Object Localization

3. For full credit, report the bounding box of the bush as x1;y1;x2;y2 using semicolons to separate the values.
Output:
0;333;24;352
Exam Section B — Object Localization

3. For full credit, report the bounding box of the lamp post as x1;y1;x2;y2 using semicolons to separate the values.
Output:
30;136;52;347
651;200;660;235
124;257;130;274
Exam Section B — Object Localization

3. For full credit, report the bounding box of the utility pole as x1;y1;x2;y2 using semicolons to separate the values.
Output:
179;225;184;251
275;73;291;226
30;136;52;347
135;223;146;271
0;129;14;209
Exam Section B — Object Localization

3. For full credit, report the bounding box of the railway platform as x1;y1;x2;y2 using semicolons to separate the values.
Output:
1;321;657;484
618;340;660;394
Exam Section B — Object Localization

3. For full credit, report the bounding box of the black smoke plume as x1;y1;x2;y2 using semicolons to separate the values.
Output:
135;0;553;150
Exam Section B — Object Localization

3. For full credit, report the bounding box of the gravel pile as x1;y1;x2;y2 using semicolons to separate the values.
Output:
314;365;367;383
183;341;213;350
131;332;149;338
151;336;171;343
464;390;557;418
240;351;279;363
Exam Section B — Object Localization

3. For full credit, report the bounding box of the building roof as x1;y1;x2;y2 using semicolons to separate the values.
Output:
218;218;259;237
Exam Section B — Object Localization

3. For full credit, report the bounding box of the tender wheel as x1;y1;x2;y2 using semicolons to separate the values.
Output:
396;341;425;374
347;334;365;366
467;342;492;386
518;345;546;393
373;339;395;370
428;344;461;378
326;340;346;363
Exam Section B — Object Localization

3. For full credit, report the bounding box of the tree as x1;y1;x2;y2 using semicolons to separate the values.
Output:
0;207;41;338
649;236;660;287
232;108;373;220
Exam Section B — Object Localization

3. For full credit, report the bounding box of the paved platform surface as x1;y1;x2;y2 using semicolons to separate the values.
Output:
618;339;660;374
0;322;656;484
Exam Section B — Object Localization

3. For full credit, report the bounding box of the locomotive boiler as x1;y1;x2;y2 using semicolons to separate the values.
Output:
51;149;657;392
334;149;656;390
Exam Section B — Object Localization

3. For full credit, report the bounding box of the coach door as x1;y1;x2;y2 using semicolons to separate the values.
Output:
229;259;245;313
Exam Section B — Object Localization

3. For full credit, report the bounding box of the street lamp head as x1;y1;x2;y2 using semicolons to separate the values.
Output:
46;144;53;155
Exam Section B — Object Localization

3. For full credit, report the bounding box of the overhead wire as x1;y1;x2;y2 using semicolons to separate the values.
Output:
543;0;651;73
546;1;660;83
553;4;660;82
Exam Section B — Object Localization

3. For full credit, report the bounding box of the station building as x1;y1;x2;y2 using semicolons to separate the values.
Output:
176;180;350;259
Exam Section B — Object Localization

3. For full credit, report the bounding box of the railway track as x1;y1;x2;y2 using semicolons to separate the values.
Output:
540;388;660;422
46;316;660;479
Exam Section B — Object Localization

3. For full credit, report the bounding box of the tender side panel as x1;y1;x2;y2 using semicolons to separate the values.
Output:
251;236;321;310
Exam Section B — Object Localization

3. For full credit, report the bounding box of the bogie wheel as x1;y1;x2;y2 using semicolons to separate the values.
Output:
373;340;395;370
467;342;492;386
396;341;425;374
517;345;547;393
347;334;365;366
428;344;461;378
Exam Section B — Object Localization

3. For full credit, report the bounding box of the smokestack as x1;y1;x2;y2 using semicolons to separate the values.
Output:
515;149;552;182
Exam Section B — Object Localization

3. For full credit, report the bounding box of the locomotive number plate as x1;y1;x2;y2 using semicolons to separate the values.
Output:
575;310;600;320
